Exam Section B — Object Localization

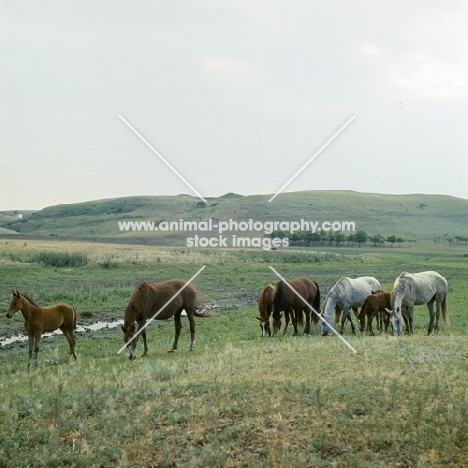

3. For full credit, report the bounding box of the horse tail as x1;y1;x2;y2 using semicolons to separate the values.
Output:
73;306;77;330
441;293;449;326
312;281;321;314
273;281;285;319
296;309;305;327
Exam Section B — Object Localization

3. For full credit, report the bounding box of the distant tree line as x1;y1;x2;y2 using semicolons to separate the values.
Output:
267;230;414;248
433;234;468;246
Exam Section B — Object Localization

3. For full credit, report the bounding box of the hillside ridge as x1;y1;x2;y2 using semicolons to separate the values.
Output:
1;190;467;242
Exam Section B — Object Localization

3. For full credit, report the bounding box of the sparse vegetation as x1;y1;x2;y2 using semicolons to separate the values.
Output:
31;251;88;267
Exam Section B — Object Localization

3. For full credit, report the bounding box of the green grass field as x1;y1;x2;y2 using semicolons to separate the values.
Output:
0;239;467;467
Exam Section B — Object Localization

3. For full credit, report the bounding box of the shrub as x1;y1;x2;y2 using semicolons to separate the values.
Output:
31;251;88;267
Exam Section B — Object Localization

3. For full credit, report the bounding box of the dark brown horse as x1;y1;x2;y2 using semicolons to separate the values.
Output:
256;284;274;337
356;290;391;334
121;279;211;360
5;291;77;366
272;278;321;335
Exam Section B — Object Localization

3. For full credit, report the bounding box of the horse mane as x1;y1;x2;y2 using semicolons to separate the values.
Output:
393;274;408;294
124;281;152;326
20;293;38;307
312;280;321;313
258;284;273;315
273;281;285;319
391;273;409;306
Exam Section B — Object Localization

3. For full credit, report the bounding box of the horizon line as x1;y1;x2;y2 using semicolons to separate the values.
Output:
1;189;466;212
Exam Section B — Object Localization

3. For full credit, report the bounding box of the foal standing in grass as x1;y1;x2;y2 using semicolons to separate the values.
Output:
5;291;77;366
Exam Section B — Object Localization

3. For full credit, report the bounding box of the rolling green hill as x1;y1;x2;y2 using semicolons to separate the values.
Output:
1;191;467;243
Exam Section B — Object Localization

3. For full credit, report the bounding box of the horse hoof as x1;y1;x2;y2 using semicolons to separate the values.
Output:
167;349;175;353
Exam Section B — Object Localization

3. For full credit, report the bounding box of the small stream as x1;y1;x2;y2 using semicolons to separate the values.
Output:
0;320;125;346
0;308;221;347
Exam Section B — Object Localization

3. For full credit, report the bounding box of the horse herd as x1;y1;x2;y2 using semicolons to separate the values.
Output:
258;270;449;340
4;270;449;364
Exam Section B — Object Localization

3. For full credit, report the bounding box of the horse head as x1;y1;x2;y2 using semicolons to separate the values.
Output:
6;290;22;318
384;307;404;336
121;322;137;360
256;316;271;337
355;308;366;333
320;297;334;336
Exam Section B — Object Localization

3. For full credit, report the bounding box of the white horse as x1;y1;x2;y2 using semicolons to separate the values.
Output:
321;276;380;336
385;271;449;336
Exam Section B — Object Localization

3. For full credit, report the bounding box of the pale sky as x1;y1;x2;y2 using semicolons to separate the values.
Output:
1;0;467;210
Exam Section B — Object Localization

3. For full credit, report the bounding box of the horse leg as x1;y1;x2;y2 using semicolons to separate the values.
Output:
33;331;42;364
187;309;196;351
28;334;34;367
339;306;349;334
169;311;182;352
368;309;377;336
427;299;436;335
402;306;413;334
365;312;371;335
348;313;356;335
335;306;342;324
61;326;77;360
304;308;311;335
282;311;290;336
434;297;441;333
136;319;148;357
291;309;299;336
428;296;441;332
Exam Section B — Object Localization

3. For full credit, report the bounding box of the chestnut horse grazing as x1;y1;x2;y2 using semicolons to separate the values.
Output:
122;279;210;360
272;278;321;336
5;291;77;366
356;291;391;334
257;284;274;337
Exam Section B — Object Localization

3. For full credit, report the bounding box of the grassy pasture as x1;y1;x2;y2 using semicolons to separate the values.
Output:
0;239;467;467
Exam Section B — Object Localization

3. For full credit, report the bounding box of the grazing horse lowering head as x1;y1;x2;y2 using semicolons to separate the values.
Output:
384;307;404;336
256;316;271;337
121;306;138;360
257;284;274;337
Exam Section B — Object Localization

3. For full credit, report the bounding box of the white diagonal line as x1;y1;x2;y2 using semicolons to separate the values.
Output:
118;114;207;203
269;266;357;353
117;265;206;354
268;114;356;202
